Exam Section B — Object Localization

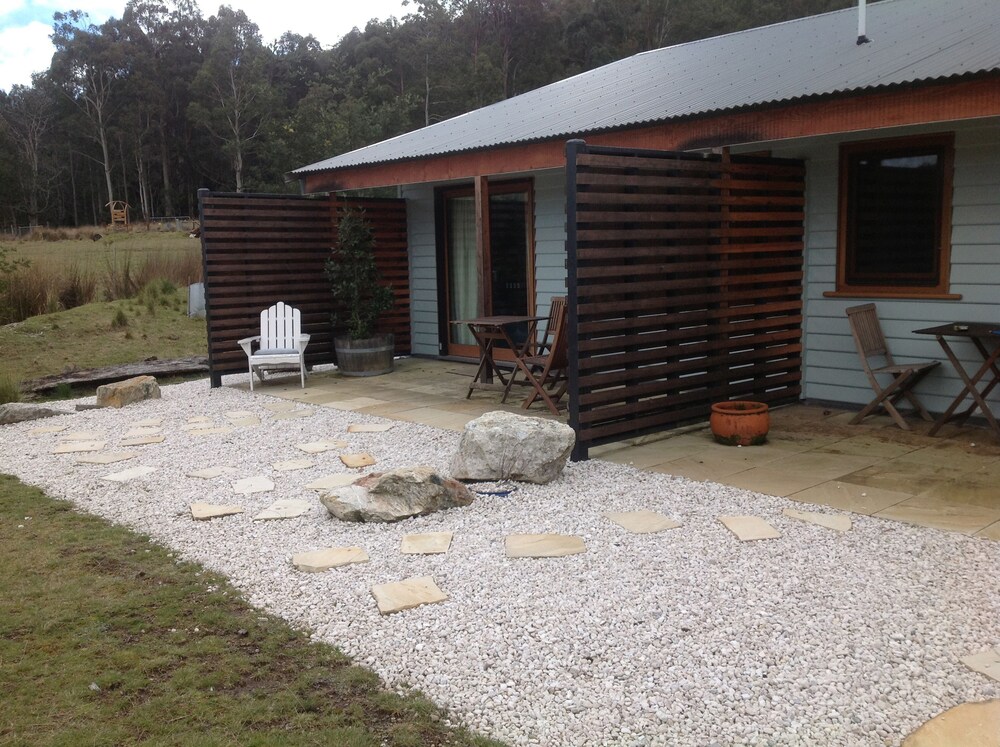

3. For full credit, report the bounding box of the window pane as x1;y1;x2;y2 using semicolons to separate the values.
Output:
845;146;943;287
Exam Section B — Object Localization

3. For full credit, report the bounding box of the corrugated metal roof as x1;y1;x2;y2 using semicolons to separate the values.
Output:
292;0;1000;176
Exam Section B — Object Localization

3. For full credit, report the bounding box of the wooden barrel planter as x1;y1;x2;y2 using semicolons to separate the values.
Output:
710;401;770;446
334;333;395;377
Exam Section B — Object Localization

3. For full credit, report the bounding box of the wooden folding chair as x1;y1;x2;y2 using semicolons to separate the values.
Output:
845;303;939;429
502;300;568;415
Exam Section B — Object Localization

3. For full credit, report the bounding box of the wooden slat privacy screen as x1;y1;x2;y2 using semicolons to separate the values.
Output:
565;142;805;459
198;191;409;386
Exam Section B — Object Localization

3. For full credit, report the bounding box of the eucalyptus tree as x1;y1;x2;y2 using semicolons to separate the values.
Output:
0;80;59;226
189;7;275;192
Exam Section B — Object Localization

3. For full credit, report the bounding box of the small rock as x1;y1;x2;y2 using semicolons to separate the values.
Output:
0;402;67;425
320;466;473;522
95;375;161;409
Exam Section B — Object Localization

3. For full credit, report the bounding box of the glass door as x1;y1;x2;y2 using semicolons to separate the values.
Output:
441;180;534;358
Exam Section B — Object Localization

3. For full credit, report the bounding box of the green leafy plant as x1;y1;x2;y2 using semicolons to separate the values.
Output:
324;210;393;340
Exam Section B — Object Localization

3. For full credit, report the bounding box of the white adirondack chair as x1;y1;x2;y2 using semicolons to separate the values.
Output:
238;302;311;391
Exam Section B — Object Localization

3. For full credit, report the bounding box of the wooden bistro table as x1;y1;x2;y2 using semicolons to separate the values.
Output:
452;315;545;399
913;322;1000;437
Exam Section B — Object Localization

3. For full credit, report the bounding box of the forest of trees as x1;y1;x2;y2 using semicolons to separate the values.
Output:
0;0;867;229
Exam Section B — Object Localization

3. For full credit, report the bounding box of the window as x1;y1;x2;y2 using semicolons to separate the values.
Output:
834;133;954;297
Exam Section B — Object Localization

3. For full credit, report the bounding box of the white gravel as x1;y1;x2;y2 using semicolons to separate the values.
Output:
2;377;998;747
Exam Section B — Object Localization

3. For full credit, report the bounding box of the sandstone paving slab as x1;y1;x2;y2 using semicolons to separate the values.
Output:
505;534;587;558
371;575;448;615
348;423;394;433
188;466;240;479
341;453;376;468
961;648;1000;683
190;502;245;520
227;417;260;427
603;509;682;534
232;475;275;495
121;435;166;446
718;515;782;541
272;458;315;472
324;397;387;412
60;430;104;441
296;439;348;454
52;440;106;454
400;532;453;555
262;401;296;413
292;546;369;572
76;451;139;465
902;699;1000;747
224;410;255;420
187;415;213;423
304;474;359;491
101;465;158;483
182;421;216;431
29;425;69;436
253;499;313;521
272;409;314;421
782;507;853;532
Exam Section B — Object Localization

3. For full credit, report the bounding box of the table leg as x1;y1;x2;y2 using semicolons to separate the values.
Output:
929;335;1000;437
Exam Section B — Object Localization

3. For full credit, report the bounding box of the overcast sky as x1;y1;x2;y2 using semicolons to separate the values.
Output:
0;0;411;91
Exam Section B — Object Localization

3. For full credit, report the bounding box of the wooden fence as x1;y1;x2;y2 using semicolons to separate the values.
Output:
198;191;409;386
566;141;805;459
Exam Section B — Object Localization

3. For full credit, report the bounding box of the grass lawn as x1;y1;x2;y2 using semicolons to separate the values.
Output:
0;286;207;385
8;230;200;274
0;474;505;747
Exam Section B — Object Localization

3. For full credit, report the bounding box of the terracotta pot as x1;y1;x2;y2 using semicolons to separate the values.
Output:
710;401;769;446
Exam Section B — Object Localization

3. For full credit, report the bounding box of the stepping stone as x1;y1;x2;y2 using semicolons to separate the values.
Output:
253;499;313;521
121;435;166;446
902;699;1000;747
52;441;106;454
224;410;255;420
232;475;274;495
188;466;239;479
187;416;213;423
272;458;315;472
304;474;359;491
227;417;260;427
272;409;313;421
962;648;1000;683
296;439;348;454
186;427;233;436
76;451;138;465
603;509;682;534
348;423;394;433
124;427;162;438
400;532;453;555
341;453;376;468
782;507;852;532
718;515;781;541
190;502;244;520
29;425;69;436
134;418;162;427
371;575;448;615
262;401;296;413
60;431;103;441
292;546;369;572
505;534;587;558
182;422;215;431
101;466;158;483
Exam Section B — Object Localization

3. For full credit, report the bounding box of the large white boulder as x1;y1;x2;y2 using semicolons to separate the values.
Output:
450;410;575;484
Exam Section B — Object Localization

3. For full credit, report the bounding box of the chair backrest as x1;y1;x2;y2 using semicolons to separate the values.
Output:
260;302;301;351
539;297;566;353
846;303;894;370
546;300;569;370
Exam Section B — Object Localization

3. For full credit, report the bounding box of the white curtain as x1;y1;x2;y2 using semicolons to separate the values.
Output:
448;196;478;346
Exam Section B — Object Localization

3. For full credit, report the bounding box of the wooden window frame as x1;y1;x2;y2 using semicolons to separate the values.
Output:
827;133;957;300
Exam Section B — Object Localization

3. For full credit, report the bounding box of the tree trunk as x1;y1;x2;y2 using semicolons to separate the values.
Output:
159;125;174;216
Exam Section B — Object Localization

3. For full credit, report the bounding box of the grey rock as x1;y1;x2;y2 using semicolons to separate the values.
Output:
450;410;575;484
320;466;473;522
0;402;67;425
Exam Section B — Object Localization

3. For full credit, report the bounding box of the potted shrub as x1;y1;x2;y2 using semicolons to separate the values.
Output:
710;400;770;446
325;209;395;376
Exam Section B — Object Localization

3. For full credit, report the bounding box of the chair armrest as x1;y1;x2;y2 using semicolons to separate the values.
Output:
296;333;311;352
238;335;260;355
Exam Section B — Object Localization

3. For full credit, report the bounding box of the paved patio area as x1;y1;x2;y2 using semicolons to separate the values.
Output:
245;357;1000;541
